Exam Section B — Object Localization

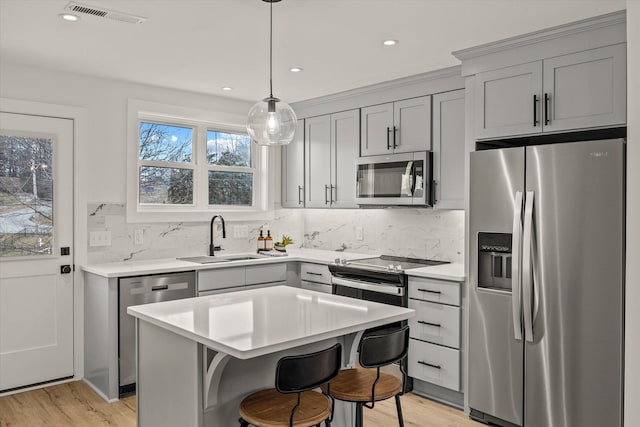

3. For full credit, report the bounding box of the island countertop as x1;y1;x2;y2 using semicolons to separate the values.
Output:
127;285;415;360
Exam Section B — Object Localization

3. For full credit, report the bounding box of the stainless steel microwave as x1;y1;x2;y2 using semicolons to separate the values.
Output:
355;151;433;206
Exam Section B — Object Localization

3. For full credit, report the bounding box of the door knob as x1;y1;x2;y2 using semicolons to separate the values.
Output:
60;265;72;274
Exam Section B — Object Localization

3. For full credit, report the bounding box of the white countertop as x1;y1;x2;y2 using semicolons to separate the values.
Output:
406;262;465;282
81;248;375;278
127;285;414;359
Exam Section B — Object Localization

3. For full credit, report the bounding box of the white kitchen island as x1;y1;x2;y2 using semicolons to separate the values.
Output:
127;285;414;427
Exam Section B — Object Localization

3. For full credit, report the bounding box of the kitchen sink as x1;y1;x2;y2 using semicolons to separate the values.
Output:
177;254;264;264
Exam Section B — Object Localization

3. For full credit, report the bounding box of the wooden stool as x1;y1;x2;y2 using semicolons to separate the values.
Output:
239;343;342;427
323;326;410;427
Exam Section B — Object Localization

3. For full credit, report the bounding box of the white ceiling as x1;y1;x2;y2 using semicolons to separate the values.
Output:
0;0;626;103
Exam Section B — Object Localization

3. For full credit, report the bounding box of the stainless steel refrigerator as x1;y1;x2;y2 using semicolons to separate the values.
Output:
468;138;624;427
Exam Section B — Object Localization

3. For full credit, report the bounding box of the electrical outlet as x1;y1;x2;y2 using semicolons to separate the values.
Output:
355;226;364;241
134;229;144;245
233;225;248;239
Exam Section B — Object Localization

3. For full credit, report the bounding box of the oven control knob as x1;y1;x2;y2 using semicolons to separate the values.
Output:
387;264;395;271
341;258;347;265
396;265;403;272
334;258;341;265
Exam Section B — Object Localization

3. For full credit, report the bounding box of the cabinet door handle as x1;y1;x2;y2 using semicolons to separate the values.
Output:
298;185;303;205
386;127;391;150
306;272;323;276
544;93;550;125
393;126;398;149
417;361;441;369
417;320;441;328
418;288;441;294
533;94;539;127
331;185;336;203
324;185;330;204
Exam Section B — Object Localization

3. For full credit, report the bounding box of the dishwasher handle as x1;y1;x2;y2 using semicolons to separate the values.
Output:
129;281;191;296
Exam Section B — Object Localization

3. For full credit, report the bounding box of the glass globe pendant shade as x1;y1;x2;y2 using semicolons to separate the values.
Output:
246;97;297;145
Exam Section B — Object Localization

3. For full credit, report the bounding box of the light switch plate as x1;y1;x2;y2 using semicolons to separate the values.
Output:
233;225;248;239
355;226;364;241
89;230;111;247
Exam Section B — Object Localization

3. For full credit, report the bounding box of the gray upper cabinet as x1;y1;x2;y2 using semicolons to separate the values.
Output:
361;96;431;156
475;62;542;139
305;115;332;207
281;120;305;208
475;43;626;140
542;44;626;133
432;89;465;210
305;110;359;208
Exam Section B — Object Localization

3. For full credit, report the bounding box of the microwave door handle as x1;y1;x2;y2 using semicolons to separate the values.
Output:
410;162;417;195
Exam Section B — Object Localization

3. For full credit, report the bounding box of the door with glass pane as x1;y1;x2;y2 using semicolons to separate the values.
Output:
0;112;74;392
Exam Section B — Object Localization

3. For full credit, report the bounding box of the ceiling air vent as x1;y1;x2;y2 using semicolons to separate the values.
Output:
64;2;147;24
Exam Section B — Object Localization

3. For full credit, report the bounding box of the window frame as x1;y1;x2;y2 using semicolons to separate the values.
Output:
127;100;270;223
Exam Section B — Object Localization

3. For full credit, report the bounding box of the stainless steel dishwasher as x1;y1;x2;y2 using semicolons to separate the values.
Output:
118;271;196;396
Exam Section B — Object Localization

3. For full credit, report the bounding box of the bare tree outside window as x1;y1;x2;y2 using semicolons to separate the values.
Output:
207;131;253;206
0;134;53;257
138;122;194;204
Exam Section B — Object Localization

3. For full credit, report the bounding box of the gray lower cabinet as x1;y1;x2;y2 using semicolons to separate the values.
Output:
407;277;462;395
282;120;305;208
475;43;626;139
432;89;465;209
305;109;359;208
197;263;287;295
299;263;332;293
361;96;431;156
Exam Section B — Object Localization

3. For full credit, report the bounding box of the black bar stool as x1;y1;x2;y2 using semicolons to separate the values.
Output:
239;343;342;427
322;325;410;427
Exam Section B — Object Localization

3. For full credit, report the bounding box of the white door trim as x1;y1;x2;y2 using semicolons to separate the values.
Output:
1;98;88;384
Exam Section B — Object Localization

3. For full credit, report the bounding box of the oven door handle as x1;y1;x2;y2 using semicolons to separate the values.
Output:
332;277;404;296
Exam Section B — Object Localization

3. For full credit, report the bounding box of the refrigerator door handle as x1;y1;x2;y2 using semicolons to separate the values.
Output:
511;191;524;341
522;191;535;342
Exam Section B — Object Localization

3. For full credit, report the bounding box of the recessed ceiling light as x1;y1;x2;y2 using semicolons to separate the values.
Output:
221;86;233;91
383;39;398;46
289;67;303;73
59;13;80;22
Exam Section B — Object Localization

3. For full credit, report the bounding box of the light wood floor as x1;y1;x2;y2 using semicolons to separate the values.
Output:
0;381;483;426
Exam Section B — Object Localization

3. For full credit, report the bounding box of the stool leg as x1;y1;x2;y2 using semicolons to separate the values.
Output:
395;395;404;427
238;417;249;427
355;403;364;427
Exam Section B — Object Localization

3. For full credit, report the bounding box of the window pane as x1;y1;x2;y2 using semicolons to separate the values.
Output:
139;122;192;163
208;171;252;206
207;131;251;167
139;166;193;204
0;134;53;257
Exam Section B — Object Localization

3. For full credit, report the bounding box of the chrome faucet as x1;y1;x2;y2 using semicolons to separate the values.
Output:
209;215;226;256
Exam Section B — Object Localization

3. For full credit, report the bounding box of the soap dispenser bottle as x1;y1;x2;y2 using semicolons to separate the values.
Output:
257;230;265;253
265;230;274;251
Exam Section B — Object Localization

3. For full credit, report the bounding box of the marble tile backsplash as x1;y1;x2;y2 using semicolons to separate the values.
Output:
86;204;464;264
302;208;464;263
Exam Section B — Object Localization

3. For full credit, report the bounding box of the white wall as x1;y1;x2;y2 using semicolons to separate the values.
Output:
625;2;639;426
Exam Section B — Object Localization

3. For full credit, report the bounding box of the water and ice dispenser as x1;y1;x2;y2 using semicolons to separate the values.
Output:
477;232;512;291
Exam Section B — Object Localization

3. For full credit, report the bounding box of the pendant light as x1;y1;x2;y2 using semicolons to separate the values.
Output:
246;0;297;146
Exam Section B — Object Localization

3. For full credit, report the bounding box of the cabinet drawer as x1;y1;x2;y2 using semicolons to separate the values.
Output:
301;281;332;294
408;300;460;348
198;267;245;291
408;339;460;391
408;277;460;306
300;263;331;285
246;263;286;285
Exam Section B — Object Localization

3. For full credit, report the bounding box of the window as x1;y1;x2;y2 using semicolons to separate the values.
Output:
138;122;194;205
127;100;270;222
206;130;254;206
137;121;258;209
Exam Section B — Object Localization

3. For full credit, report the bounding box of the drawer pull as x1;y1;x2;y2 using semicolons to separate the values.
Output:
306;272;323;276
417;320;441;328
417;361;441;369
418;289;441;294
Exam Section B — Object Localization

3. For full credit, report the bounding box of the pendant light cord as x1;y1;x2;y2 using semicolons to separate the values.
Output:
269;0;273;98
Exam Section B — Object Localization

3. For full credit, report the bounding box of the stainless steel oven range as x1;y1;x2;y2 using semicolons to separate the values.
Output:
329;255;448;308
